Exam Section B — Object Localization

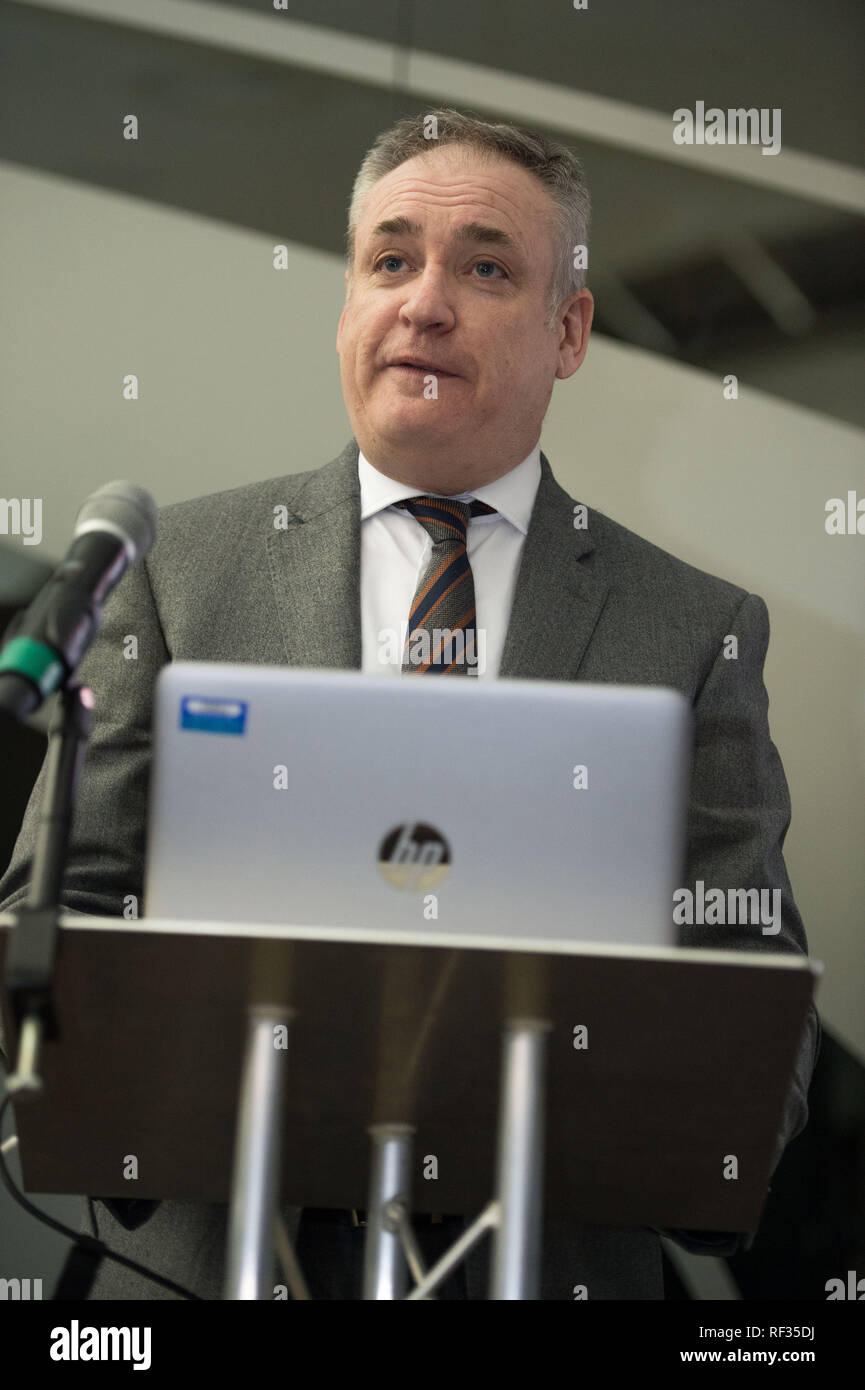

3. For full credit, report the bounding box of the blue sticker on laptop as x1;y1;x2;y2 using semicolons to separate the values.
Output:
180;695;248;735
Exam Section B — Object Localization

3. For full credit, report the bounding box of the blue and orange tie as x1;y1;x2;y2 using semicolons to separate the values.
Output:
396;495;496;674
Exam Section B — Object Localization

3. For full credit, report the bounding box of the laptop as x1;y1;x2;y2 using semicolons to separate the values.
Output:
143;664;692;946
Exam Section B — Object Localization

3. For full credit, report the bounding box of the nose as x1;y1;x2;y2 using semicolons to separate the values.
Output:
398;263;457;333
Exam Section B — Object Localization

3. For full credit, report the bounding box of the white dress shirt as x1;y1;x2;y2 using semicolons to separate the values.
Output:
359;444;541;679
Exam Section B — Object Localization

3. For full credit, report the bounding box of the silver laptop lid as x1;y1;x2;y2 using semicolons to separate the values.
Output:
144;664;692;946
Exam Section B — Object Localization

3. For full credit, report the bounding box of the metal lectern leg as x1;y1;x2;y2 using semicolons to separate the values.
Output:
490;1019;551;1300
362;1123;415;1300
224;1005;293;1300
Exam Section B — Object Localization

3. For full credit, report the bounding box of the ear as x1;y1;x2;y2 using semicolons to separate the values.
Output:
555;289;594;381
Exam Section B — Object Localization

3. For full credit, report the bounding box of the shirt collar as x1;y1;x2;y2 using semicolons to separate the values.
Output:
358;444;541;536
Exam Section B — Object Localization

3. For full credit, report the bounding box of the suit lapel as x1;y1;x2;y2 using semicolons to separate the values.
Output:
267;438;363;670
268;440;609;681
498;452;610;681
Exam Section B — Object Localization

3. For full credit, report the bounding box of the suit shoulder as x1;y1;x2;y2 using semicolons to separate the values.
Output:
147;441;359;557
587;505;751;620
153;467;319;534
143;453;356;574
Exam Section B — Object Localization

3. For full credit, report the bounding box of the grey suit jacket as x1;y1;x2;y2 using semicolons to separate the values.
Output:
0;437;820;1298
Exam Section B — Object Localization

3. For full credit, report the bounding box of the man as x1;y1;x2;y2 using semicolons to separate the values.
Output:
0;107;819;1299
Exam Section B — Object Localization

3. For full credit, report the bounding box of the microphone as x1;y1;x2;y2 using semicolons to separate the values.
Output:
0;481;158;722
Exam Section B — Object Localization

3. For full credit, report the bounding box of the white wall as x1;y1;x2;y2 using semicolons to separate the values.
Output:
544;348;865;1066
2;160;863;1059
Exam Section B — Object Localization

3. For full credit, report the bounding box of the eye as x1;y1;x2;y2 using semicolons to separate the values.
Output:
373;254;406;273
371;255;508;281
473;261;506;279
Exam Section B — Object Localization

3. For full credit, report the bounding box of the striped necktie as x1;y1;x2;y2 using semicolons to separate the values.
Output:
395;494;496;675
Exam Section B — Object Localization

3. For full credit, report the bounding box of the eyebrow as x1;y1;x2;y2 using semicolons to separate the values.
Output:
368;215;518;252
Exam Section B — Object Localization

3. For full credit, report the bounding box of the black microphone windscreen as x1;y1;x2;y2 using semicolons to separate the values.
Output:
73;481;158;562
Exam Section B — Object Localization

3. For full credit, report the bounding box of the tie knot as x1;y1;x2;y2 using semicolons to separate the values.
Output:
396;494;496;545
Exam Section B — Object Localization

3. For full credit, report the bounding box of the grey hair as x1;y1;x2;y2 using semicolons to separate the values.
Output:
345;107;591;330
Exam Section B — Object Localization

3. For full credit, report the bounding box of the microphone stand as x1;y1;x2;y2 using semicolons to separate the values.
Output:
0;481;155;1104
3;679;93;1095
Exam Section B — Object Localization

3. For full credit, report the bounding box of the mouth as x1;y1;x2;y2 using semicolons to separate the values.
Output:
388;360;459;378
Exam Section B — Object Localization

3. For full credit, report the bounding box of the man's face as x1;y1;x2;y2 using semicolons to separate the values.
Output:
336;145;593;493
